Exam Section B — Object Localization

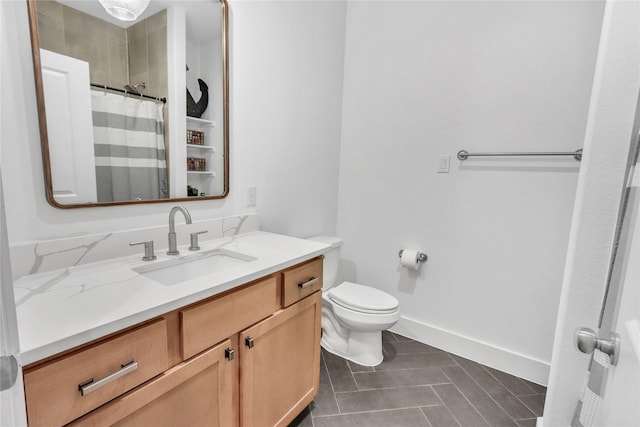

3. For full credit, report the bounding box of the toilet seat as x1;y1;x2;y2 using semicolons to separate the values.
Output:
328;282;399;314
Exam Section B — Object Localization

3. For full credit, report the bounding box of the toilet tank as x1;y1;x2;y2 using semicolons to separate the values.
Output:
308;236;343;290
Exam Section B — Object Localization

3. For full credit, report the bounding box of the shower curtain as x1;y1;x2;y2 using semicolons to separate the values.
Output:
91;91;168;202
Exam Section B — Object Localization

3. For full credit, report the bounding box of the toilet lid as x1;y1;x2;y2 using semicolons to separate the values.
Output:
328;282;399;314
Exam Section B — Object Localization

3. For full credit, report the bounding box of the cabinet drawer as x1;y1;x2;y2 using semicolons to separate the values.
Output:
282;257;323;307
23;319;168;427
181;275;281;359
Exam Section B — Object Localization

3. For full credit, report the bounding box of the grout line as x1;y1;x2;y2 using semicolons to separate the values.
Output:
313;404;444;418
333;384;450;395
514;394;543;418
442;370;493;427
484;365;537;396
455;359;534;422
422;401;463;427
431;382;471;427
419;406;435;427
341;381;454;393
317;350;341;417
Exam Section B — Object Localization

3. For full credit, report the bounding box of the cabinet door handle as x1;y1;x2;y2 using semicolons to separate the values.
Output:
298;276;318;289
245;337;254;349
225;348;235;361
78;360;138;396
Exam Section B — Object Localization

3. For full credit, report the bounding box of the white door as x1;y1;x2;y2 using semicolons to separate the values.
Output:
595;146;640;426
0;170;27;426
40;49;97;204
571;135;640;427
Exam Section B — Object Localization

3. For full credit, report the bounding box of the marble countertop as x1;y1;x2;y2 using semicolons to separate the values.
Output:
14;231;330;365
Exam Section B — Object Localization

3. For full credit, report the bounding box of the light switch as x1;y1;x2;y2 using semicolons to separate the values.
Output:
437;155;450;173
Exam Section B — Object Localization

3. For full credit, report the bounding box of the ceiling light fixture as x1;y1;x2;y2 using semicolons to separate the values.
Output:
98;0;150;22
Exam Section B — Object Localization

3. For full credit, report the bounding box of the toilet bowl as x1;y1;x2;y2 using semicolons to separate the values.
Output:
309;236;400;366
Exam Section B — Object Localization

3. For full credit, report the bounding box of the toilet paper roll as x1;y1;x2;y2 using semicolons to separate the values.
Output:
400;249;420;270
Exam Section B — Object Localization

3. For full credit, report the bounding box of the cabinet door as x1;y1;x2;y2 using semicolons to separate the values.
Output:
239;291;321;427
71;337;238;427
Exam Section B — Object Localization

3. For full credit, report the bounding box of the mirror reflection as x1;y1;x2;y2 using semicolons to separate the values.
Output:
29;0;228;207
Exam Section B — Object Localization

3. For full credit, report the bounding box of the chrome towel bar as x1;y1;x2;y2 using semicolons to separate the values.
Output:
457;148;582;161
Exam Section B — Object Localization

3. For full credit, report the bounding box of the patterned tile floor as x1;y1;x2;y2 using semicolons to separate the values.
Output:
289;331;546;427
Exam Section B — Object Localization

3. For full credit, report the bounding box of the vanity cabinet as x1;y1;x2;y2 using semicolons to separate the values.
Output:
22;256;323;427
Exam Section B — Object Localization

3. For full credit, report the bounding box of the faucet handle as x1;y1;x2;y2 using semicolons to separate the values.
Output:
189;231;208;251
130;240;157;261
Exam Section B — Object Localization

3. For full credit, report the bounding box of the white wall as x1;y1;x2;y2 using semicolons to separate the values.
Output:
0;0;346;244
336;0;604;384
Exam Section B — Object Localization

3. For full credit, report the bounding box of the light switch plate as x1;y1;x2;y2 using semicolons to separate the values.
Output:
246;185;257;207
437;155;450;173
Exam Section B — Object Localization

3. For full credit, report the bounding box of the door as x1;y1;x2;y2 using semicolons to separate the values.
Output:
40;49;97;204
594;140;640;426
573;134;640;426
239;292;321;427
0;169;28;426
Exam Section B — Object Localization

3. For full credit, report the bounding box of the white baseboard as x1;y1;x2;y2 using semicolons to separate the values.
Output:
389;315;550;386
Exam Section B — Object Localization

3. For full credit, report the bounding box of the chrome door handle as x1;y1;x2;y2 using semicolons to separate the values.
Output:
78;360;138;396
298;277;318;289
0;355;19;391
575;328;620;366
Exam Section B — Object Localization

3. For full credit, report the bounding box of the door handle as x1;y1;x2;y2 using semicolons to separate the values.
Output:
575;327;620;365
0;355;18;391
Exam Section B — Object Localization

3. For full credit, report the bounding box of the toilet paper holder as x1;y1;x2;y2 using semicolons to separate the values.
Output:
398;249;428;263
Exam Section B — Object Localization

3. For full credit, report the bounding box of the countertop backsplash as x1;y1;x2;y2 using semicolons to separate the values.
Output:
9;213;259;280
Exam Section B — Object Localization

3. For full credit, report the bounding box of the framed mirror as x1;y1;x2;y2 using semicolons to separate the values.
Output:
27;0;229;208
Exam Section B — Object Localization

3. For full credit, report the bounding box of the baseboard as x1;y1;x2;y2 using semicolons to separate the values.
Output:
389;315;550;386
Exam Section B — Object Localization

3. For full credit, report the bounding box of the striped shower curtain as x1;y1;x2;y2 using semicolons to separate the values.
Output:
91;91;168;202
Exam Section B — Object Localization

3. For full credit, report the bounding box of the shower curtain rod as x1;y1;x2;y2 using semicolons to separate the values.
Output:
457;148;582;161
90;83;167;104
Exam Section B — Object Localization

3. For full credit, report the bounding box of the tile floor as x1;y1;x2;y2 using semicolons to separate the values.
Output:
289;331;546;427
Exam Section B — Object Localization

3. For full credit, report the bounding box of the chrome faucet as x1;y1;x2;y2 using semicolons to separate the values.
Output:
167;205;192;255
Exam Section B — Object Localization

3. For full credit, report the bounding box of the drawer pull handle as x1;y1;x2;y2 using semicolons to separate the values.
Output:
298;276;318;289
245;337;255;349
78;360;138;396
225;348;235;361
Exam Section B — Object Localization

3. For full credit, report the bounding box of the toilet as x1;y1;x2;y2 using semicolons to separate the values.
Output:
309;236;400;366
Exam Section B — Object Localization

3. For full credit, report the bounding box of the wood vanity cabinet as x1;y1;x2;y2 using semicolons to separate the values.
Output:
22;256;323;427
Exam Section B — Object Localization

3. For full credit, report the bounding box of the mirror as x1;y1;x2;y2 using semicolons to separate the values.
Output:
27;0;229;207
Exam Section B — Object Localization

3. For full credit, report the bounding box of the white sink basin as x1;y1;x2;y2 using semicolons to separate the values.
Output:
133;248;257;286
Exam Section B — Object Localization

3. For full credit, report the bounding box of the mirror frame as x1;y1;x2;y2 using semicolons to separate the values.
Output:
26;0;230;208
